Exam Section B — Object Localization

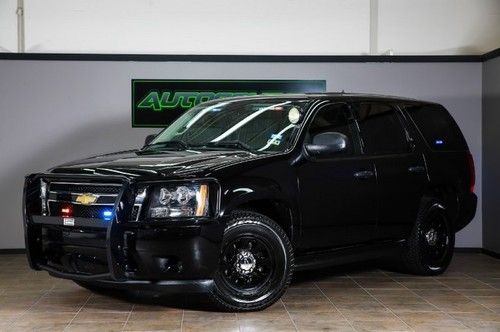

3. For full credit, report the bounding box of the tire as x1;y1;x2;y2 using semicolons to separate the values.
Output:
402;198;455;276
211;211;294;311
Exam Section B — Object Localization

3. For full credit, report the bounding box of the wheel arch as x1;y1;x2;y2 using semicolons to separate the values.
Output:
222;194;296;244
423;184;460;229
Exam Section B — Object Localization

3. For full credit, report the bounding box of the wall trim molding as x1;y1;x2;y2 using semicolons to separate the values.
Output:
482;47;500;61
454;247;483;253
482;248;500;259
0;52;495;63
0;248;26;254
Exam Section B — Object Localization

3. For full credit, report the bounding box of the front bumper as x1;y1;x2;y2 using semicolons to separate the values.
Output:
23;173;225;291
43;262;214;293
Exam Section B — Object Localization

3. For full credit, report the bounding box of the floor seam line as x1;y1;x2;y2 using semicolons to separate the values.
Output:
121;303;135;332
349;273;414;332
63;291;92;332
433;275;497;314
315;281;357;332
387;271;470;330
180;308;185;332
281;298;299;332
6;283;55;329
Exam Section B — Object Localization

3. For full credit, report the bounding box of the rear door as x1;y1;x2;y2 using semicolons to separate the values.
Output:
352;101;429;240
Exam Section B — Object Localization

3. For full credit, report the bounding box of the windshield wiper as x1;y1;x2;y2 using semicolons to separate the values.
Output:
142;140;189;151
203;141;253;152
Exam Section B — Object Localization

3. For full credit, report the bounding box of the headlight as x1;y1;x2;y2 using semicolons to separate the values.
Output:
147;183;210;218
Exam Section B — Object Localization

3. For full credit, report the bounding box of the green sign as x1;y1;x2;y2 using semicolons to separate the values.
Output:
132;79;326;127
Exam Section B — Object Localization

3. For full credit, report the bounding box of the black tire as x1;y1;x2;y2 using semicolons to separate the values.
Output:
402;198;455;275
211;211;294;311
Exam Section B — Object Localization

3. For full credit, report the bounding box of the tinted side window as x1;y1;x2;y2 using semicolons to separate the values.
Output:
404;104;467;151
307;103;357;154
355;102;409;154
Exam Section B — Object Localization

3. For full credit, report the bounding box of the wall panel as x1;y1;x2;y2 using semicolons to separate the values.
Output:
0;59;482;248
482;55;500;254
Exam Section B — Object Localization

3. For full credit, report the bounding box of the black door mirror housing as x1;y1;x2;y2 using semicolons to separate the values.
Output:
304;132;349;158
144;134;156;147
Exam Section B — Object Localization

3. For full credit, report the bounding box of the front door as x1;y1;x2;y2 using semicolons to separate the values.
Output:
297;102;378;250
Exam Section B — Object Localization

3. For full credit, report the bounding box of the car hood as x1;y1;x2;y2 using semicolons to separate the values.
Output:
49;149;260;179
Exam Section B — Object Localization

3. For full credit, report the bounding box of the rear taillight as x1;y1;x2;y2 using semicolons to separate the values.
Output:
466;152;475;193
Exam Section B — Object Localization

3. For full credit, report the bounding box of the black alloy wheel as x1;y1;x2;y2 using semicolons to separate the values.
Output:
402;198;455;276
211;211;294;311
220;235;275;292
419;207;452;271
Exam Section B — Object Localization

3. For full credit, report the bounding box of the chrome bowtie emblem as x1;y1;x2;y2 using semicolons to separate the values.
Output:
75;193;98;205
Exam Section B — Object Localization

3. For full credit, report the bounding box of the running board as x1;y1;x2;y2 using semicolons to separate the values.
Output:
294;240;404;271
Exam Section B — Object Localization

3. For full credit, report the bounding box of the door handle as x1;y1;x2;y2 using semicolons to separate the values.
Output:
408;165;425;174
354;170;375;179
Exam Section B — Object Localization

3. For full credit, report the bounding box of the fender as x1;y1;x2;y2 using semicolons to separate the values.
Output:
218;176;299;243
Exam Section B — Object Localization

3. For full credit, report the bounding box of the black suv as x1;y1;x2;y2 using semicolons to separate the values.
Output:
24;93;477;311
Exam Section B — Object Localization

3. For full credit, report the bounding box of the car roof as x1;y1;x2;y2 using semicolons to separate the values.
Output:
209;92;439;105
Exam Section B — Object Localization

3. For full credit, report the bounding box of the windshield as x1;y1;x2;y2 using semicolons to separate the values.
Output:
146;98;309;153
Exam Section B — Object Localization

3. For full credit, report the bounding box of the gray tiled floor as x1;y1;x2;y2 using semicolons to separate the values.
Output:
0;253;499;331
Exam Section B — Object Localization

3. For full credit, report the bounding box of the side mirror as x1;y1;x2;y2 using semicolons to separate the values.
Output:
144;134;156;146
304;132;349;158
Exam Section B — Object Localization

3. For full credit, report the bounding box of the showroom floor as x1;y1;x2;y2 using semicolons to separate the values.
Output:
0;253;499;332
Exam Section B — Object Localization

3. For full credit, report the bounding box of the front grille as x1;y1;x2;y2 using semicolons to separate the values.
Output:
49;202;108;219
49;182;121;195
46;181;122;219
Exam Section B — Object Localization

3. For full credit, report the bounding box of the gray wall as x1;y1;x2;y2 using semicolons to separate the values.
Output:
0;60;483;248
483;55;500;254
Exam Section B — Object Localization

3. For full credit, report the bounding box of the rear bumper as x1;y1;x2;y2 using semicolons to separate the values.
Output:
456;192;477;231
23;173;226;291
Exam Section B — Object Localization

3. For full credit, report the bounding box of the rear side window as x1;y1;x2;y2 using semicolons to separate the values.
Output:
355;102;409;154
404;104;467;151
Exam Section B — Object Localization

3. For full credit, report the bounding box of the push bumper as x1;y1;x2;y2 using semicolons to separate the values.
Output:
23;173;225;292
41;263;214;293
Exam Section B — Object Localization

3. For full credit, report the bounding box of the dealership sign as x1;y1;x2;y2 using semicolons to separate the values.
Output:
131;79;326;127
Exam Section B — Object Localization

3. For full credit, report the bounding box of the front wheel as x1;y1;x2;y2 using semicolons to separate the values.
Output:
211;211;294;311
402;198;455;275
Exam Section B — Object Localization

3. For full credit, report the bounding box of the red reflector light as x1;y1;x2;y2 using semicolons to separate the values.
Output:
466;152;475;193
61;205;73;217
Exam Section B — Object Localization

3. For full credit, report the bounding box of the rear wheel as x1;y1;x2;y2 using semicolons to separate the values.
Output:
402;198;454;275
211;211;294;311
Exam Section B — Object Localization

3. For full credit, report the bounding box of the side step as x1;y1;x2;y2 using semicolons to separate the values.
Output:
294;240;404;271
